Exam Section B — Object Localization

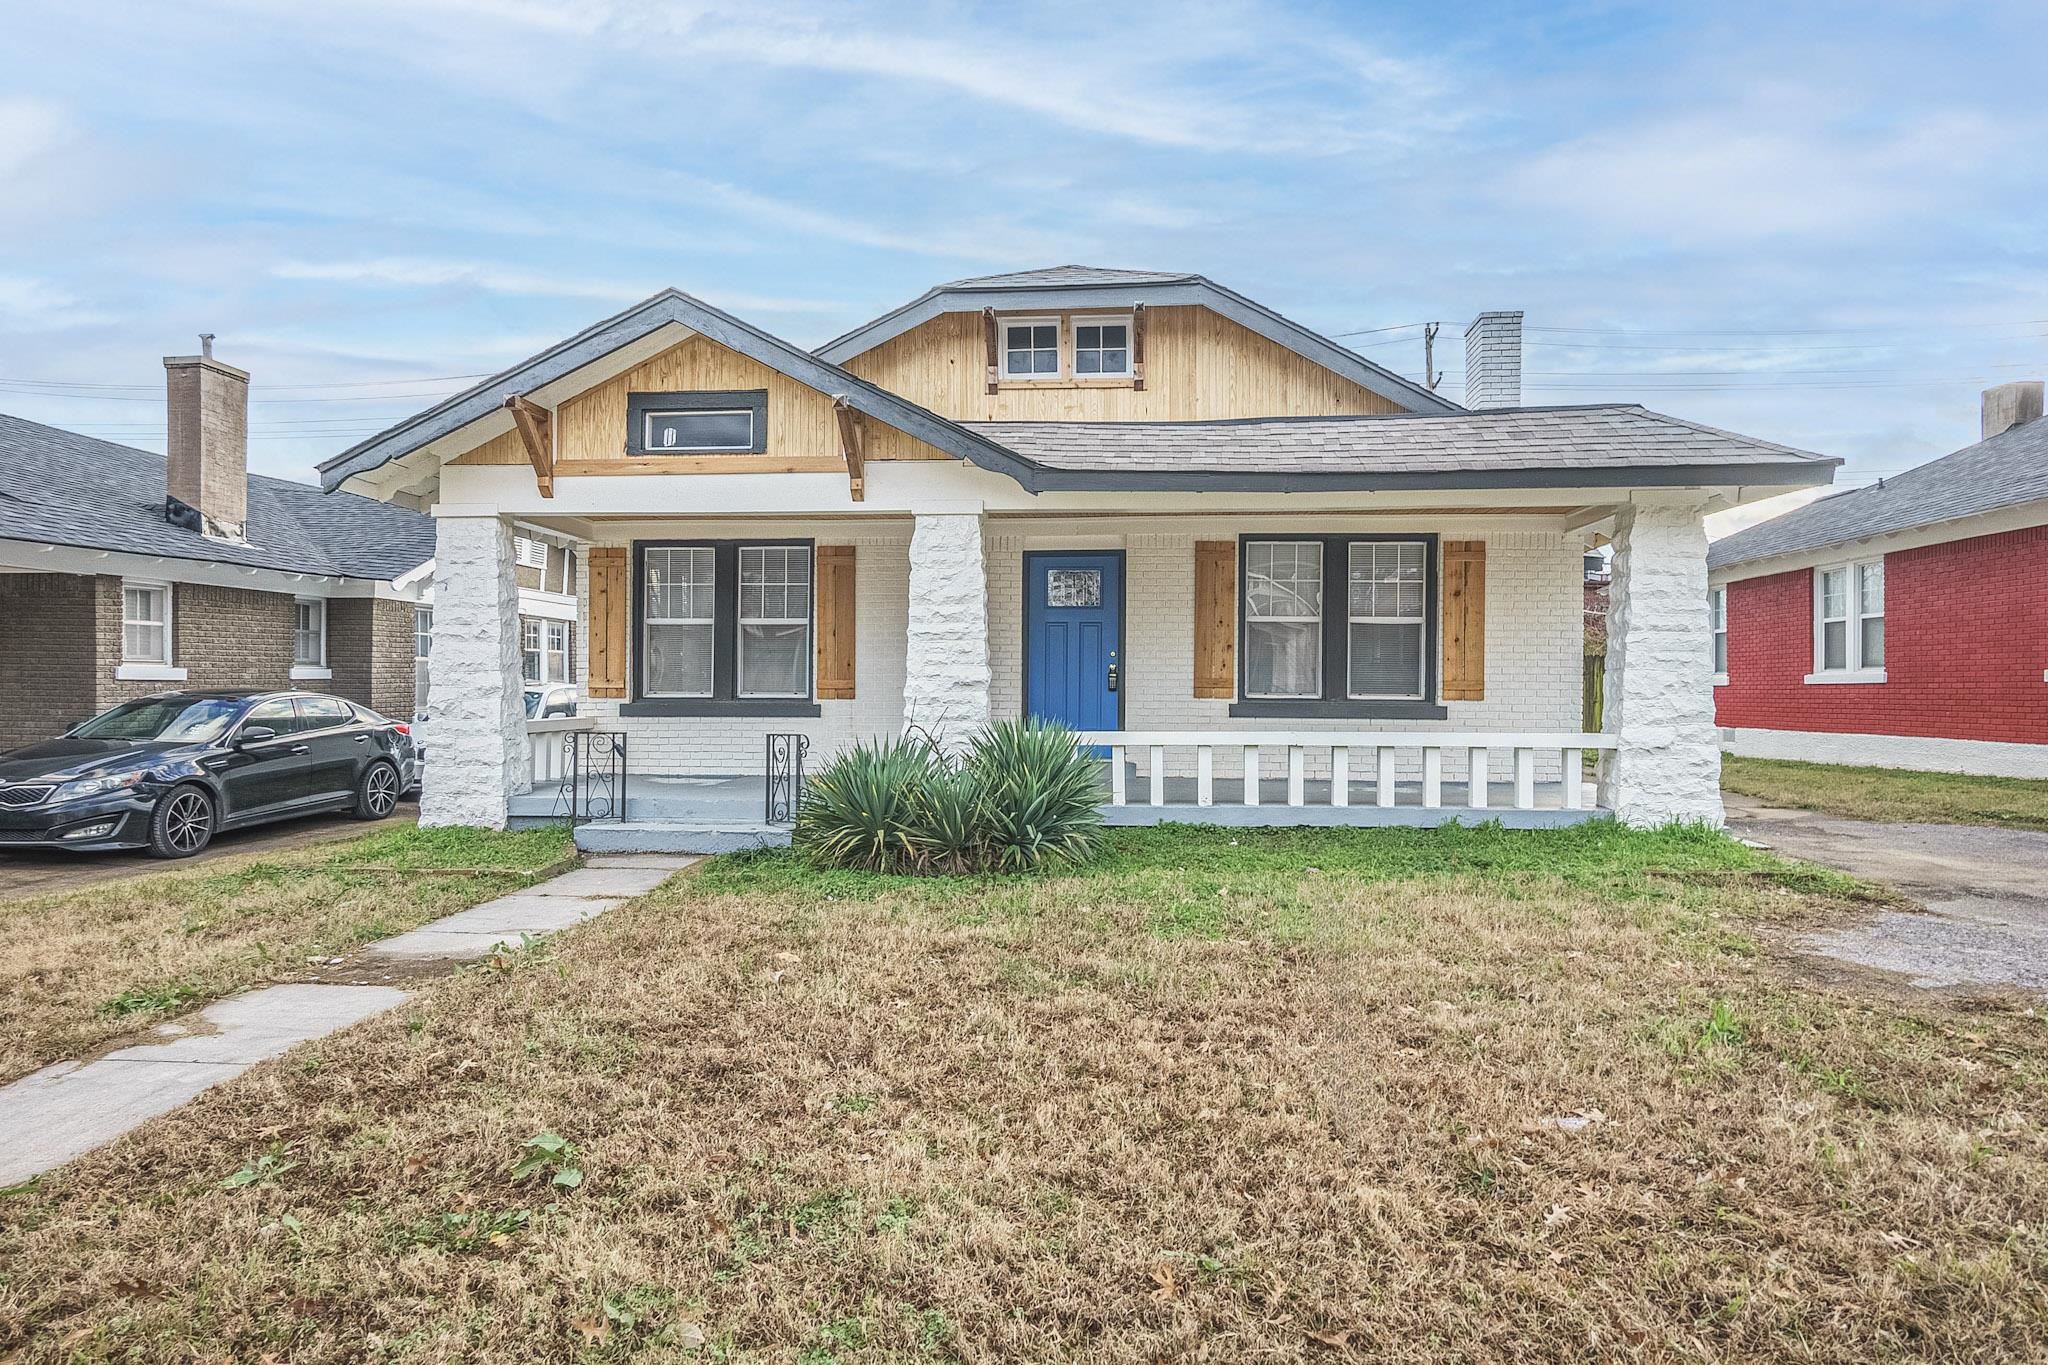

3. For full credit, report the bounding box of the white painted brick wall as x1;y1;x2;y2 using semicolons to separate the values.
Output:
988;520;1583;782
575;528;910;775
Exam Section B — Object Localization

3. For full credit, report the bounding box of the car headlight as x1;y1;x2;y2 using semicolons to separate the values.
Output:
52;771;148;803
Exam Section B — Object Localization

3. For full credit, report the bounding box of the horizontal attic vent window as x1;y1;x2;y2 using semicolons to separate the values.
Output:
626;389;769;455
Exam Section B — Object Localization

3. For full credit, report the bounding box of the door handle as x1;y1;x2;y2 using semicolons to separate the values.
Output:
1107;662;1120;692
354;734;368;742
289;744;310;755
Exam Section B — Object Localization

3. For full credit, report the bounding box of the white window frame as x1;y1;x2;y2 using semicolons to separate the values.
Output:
414;606;433;661
1242;540;1325;701
1710;587;1728;685
115;579;186;681
543;619;570;684
1807;557;1886;683
642;546;717;699
1344;540;1428;701
290;597;331;679
999;315;1063;381
520;617;543;684
736;544;813;700
642;407;755;452
1070;314;1135;379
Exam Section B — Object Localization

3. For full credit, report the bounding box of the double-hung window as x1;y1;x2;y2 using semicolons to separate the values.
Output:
413;607;433;719
633;540;817;714
1001;318;1061;379
292;598;327;670
121;582;172;664
1812;558;1884;680
1710;587;1728;679
1237;535;1442;716
520;618;544;684
544;620;570;684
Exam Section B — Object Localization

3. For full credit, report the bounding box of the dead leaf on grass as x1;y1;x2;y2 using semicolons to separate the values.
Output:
1149;1262;1182;1300
1544;1203;1573;1228
1308;1327;1354;1350
571;1315;609;1345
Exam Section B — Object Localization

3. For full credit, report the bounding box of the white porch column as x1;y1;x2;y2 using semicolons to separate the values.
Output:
421;511;526;829
903;510;991;744
1600;498;1723;828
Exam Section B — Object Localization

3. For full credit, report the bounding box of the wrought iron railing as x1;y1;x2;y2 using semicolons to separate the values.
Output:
549;729;629;824
765;733;810;823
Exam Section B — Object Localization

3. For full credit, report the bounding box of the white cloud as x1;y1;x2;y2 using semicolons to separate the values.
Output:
0;274;113;329
270;257;834;312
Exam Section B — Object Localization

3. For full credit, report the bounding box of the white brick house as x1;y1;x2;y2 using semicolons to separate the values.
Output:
319;267;1837;841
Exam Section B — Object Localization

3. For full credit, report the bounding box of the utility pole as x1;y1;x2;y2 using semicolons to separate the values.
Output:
1422;323;1443;392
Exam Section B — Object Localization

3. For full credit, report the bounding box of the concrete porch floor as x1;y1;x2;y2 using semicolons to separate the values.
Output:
510;771;1608;852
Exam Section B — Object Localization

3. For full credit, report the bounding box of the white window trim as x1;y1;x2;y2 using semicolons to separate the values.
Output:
642;548;716;698
736;545;813;699
642;407;756;453
1343;541;1428;701
1710;586;1729;685
116;579;185;680
291;596;328;677
1070;313;1135;379
1808;558;1885;683
543;619;570;685
998;315;1063;381
1243;540;1324;701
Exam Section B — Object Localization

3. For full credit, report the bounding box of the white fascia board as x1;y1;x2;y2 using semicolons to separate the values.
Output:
518;587;578;621
1709;500;2048;588
0;538;382;598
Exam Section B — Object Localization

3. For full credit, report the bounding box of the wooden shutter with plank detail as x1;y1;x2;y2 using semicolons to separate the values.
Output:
586;546;628;698
815;544;856;699
1193;540;1236;699
1440;539;1486;701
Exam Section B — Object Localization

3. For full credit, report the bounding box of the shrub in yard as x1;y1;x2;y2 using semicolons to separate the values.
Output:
794;719;1104;875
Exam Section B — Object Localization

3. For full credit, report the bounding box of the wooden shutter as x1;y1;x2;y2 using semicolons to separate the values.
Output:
1441;539;1486;701
1193;540;1236;699
586;546;628;698
815;544;857;700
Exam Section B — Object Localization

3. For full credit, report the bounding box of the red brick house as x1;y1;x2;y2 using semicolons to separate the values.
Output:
1708;381;2048;777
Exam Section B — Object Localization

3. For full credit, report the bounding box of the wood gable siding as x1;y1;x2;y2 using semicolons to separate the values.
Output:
451;335;953;472
840;305;1408;421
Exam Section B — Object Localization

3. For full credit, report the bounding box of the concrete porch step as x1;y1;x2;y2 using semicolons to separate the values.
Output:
572;820;791;855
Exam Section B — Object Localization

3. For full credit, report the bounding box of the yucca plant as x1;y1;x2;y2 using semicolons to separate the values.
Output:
793;736;942;872
909;764;986;875
963;718;1106;872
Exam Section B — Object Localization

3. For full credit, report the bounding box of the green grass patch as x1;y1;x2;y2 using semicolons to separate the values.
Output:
1724;753;2048;831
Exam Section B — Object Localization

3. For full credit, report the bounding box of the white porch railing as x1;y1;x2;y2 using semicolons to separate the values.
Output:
527;715;598;786
1074;731;1617;812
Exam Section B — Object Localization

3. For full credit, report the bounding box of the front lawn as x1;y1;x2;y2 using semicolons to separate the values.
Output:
1723;753;2048;831
4;824;2046;1361
0;824;573;1085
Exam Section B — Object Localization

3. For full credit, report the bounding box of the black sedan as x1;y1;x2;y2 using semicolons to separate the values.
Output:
0;690;419;858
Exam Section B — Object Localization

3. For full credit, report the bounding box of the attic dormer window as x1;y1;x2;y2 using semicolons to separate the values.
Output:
1001;319;1060;378
1073;316;1132;376
626;389;769;455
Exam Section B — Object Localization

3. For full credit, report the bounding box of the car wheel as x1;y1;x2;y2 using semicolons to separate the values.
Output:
354;761;401;821
149;785;215;859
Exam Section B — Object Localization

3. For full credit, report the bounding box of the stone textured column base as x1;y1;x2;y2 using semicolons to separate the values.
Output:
903;512;991;747
420;515;525;829
1600;500;1724;828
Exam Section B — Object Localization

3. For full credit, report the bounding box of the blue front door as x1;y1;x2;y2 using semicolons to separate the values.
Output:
1024;551;1122;734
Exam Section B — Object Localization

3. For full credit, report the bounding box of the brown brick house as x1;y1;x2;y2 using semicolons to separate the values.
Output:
0;341;458;749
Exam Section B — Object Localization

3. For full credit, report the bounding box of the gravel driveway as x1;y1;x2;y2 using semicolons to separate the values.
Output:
1726;792;2048;996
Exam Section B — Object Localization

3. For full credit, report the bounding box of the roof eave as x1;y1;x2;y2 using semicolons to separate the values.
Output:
1013;459;1837;495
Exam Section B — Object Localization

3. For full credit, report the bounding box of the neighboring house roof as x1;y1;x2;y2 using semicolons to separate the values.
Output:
0;412;435;579
962;407;1837;492
317;287;1043;493
813;264;1462;416
1709;415;2048;572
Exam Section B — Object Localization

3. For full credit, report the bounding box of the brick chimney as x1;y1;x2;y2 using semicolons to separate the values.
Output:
163;334;250;542
1462;310;1523;409
1982;381;2044;441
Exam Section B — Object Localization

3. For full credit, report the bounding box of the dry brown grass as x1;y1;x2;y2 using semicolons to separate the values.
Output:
3;824;2046;1362
0;825;572;1084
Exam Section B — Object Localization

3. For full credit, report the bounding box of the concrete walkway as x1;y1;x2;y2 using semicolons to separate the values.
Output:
0;853;693;1188
1726;793;2048;996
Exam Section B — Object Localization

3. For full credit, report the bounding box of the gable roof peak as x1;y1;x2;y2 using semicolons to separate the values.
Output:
937;264;1198;291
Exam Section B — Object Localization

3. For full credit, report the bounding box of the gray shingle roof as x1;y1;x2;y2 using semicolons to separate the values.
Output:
938;265;1200;290
0;413;436;579
1708;416;2048;571
965;406;1836;489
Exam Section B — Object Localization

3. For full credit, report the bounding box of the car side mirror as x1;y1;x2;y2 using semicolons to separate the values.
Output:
236;725;277;747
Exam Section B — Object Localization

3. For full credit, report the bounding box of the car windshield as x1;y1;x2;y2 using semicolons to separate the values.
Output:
71;696;245;744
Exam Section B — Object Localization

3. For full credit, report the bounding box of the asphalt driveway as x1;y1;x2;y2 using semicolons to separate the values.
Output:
1726;792;2048;996
0;802;419;903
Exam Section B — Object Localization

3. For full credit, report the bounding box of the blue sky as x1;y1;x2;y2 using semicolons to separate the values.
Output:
2;0;2043;534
